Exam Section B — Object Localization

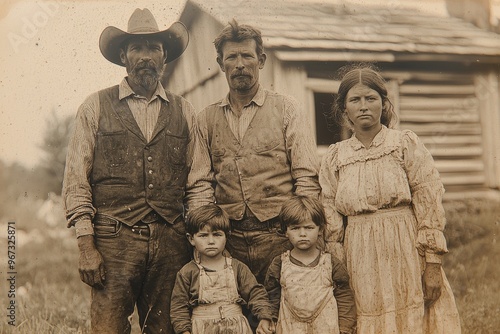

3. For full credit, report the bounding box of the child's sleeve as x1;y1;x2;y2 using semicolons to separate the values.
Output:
235;260;274;321
263;255;282;321
170;269;193;334
331;254;357;334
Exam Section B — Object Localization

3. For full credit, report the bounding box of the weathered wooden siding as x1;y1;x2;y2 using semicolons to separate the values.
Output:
476;71;500;189
395;70;485;190
163;9;227;111
165;0;500;197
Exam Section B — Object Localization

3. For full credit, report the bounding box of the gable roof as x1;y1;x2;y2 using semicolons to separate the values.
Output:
182;0;500;62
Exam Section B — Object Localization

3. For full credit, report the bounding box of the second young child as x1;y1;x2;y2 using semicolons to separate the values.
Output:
170;204;275;334
264;196;357;334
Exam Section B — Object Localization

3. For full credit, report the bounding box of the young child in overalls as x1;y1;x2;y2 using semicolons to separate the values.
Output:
170;204;275;334
264;196;357;334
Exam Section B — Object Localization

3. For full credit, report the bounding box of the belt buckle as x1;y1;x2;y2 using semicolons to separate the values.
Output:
241;216;256;231
131;222;150;236
232;216;264;231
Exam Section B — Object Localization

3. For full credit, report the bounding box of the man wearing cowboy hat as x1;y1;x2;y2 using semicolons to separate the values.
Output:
62;8;199;333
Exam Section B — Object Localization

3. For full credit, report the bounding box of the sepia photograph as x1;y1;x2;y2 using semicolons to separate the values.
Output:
1;0;499;333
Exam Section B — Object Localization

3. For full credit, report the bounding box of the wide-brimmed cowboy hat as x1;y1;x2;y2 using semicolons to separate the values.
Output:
99;8;189;66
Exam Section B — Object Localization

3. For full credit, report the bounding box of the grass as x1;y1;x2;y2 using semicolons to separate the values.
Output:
0;196;142;334
0;196;499;333
443;199;500;334
1;236;86;332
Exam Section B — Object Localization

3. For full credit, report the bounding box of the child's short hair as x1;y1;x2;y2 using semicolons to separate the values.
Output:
186;204;231;235
279;196;327;232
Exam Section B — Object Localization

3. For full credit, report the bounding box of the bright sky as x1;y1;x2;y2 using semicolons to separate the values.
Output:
0;0;456;168
0;0;187;168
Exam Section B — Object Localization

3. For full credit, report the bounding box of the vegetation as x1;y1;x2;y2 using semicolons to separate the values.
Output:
443;199;500;334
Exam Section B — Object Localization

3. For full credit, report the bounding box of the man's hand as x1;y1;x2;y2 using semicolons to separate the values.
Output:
77;235;105;289
256;319;275;334
422;262;442;307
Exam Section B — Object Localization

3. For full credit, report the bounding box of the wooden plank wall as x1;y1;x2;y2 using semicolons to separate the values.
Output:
164;9;227;111
394;71;485;190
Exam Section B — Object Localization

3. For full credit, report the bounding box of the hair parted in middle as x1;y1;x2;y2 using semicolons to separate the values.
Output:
279;195;327;232
213;18;264;59
328;63;398;131
186;204;231;236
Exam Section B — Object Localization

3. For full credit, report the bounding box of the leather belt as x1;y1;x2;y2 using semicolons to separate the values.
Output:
94;214;151;237
231;216;281;231
130;222;150;237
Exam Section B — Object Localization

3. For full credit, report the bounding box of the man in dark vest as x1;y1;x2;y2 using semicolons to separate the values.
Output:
62;9;199;334
187;19;321;286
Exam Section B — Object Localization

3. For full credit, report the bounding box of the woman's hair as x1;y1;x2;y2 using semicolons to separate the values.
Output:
279;196;327;232
213;18;264;60
186;204;231;235
329;63;397;130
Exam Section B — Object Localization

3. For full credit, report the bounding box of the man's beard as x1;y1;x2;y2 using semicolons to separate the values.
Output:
230;71;254;91
127;60;164;90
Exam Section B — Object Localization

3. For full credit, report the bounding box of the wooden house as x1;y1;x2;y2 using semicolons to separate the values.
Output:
163;0;500;200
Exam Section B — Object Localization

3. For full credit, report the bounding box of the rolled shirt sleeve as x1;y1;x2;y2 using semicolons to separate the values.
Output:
283;96;321;198
62;93;99;231
185;109;216;212
319;144;347;262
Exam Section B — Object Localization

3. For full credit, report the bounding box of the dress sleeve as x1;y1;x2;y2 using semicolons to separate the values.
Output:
263;255;282;320
319;145;346;262
331;254;357;333
235;260;274;321
402;130;448;263
170;269;194;334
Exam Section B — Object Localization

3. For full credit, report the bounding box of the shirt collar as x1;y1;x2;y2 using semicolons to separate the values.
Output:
219;85;265;108
350;125;388;150
118;78;169;102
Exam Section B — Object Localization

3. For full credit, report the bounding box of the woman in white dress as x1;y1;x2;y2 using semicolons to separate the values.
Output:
319;66;461;334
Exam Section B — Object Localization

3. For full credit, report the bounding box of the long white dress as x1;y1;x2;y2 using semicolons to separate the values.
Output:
319;126;461;334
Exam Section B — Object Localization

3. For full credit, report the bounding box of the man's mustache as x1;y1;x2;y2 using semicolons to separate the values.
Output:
133;60;159;72
231;71;252;78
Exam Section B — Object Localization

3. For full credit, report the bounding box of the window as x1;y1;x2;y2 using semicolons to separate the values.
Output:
314;92;339;145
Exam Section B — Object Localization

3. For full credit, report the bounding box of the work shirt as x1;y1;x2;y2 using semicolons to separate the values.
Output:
63;78;200;234
187;85;320;221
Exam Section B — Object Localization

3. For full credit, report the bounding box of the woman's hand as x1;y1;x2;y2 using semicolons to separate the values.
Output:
422;263;442;307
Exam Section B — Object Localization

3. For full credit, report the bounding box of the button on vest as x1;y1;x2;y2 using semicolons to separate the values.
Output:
91;86;189;226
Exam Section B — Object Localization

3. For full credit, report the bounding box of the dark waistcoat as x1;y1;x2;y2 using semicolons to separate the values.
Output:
91;85;189;226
